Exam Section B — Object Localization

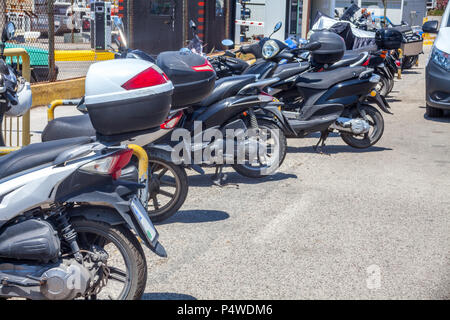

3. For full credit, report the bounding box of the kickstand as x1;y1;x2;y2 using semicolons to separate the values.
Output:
313;131;331;155
211;165;239;188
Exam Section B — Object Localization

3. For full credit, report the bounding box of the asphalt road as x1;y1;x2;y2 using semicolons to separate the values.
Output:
29;47;449;299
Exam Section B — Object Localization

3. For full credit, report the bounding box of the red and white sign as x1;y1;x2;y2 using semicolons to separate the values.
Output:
235;20;264;27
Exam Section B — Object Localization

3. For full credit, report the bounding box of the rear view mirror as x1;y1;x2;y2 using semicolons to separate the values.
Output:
113;16;123;27
422;20;439;33
303;41;321;51
189;20;197;30
334;9;340;18
2;22;15;43
222;39;234;47
274;22;282;33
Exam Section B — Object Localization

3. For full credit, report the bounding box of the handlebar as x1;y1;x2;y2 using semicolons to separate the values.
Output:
237;77;280;95
350;52;370;67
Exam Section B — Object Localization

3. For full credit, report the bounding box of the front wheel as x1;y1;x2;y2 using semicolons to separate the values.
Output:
341;104;384;149
232;119;287;178
375;74;390;97
387;77;395;94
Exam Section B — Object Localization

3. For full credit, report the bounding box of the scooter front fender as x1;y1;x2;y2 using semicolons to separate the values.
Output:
256;103;297;136
366;92;393;115
64;183;166;257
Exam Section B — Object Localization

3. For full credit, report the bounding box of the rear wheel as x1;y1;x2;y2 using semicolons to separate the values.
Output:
232;119;287;178
426;104;443;118
341;104;384;149
147;156;188;223
403;56;418;69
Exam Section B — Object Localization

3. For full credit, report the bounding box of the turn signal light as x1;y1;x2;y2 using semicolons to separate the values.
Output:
122;67;167;90
160;111;183;129
191;60;214;72
80;149;133;180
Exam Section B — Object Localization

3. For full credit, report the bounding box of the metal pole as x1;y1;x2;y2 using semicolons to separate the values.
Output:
71;0;75;43
48;0;56;81
383;0;387;27
225;0;230;40
1;0;6;29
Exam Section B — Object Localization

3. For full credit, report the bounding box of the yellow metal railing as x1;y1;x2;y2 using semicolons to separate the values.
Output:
1;48;31;148
47;99;81;122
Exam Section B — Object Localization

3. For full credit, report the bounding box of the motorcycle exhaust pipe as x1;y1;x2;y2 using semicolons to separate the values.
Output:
330;117;370;135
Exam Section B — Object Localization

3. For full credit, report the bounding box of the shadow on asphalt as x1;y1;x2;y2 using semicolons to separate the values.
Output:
401;70;421;75
156;209;230;225
187;171;298;187
142;292;197;300
287;145;392;154
386;98;402;103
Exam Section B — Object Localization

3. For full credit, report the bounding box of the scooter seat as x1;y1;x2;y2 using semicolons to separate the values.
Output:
271;62;309;80
297;66;366;90
42;114;96;142
0;137;93;180
199;74;257;107
327;52;367;70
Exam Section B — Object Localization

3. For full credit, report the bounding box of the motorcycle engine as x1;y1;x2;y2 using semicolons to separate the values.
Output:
40;260;92;300
348;119;370;135
333;117;370;135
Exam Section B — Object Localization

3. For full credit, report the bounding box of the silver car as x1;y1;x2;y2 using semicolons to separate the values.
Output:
424;3;450;117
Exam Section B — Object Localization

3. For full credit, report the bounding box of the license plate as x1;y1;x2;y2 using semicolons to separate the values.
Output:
130;197;159;247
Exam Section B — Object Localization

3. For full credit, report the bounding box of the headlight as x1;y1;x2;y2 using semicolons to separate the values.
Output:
430;47;450;72
262;40;280;59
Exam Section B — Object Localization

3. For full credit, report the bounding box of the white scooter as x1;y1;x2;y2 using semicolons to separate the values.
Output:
0;22;172;300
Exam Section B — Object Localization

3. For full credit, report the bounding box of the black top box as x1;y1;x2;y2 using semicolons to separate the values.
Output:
375;28;403;50
309;30;346;65
157;51;216;108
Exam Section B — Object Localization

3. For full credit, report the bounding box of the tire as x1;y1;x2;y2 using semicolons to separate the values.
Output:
70;218;147;300
232;119;287;178
375;74;390;97
387;77;395;94
147;156;188;223
341;104;384;149
426;104;443;117
402;56;418;69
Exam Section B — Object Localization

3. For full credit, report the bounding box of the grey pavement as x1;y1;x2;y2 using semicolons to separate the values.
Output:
29;47;450;299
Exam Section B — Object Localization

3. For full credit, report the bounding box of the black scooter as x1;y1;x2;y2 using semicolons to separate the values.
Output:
114;18;291;181
258;30;391;149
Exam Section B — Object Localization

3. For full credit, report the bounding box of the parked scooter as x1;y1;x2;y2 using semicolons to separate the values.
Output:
209;24;391;150
42;101;189;222
210;23;397;98
0;23;187;224
113;18;291;181
208;22;284;78
259;29;391;149
0;23;168;300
